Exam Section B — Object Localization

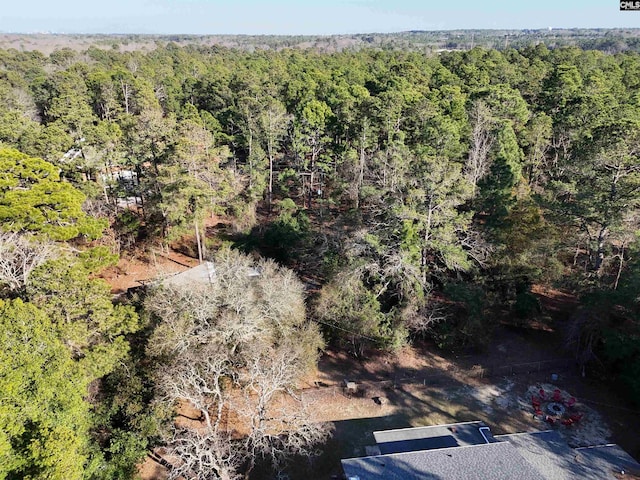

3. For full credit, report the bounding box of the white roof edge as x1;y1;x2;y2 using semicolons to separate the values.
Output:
575;443;620;450
342;439;513;462
373;421;484;436
494;430;554;438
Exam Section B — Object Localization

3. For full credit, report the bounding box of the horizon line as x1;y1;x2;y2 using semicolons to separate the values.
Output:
1;27;640;37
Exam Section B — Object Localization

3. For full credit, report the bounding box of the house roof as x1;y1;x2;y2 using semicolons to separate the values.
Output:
342;423;640;480
496;430;582;480
373;421;494;455
575;444;640;479
160;261;260;287
161;261;217;287
342;441;546;480
497;431;640;480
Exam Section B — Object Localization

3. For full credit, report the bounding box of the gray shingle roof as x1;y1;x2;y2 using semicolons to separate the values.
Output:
496;430;579;480
575;444;640;479
374;421;494;454
342;441;547;480
343;423;640;480
497;431;640;479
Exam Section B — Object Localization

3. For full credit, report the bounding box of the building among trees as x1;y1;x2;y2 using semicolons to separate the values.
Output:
342;421;640;479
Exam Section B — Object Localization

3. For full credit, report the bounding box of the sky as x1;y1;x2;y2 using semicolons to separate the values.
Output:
0;0;638;35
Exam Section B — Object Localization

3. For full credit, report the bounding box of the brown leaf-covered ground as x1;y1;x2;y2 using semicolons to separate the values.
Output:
99;252;639;479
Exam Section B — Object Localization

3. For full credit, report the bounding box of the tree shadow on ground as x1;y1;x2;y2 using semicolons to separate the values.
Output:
287;369;482;480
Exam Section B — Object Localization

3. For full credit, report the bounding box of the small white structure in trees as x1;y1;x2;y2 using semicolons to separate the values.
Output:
160;261;260;288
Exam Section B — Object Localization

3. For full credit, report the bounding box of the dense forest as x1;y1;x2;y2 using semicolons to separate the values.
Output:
0;38;639;479
3;28;640;55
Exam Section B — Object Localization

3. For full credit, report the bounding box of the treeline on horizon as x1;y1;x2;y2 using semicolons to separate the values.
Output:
0;40;639;479
3;27;640;54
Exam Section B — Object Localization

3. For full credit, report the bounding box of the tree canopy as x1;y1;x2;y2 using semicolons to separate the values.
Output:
0;147;106;241
0;299;91;480
0;37;640;478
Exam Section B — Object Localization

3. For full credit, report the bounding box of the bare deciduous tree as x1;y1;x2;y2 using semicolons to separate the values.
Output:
465;101;494;195
460;228;494;269
0;232;55;290
404;298;450;336
147;250;327;479
166;427;243;480
238;342;330;474
157;345;229;430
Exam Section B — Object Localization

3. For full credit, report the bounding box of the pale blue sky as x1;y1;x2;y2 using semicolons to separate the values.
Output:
1;0;637;35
